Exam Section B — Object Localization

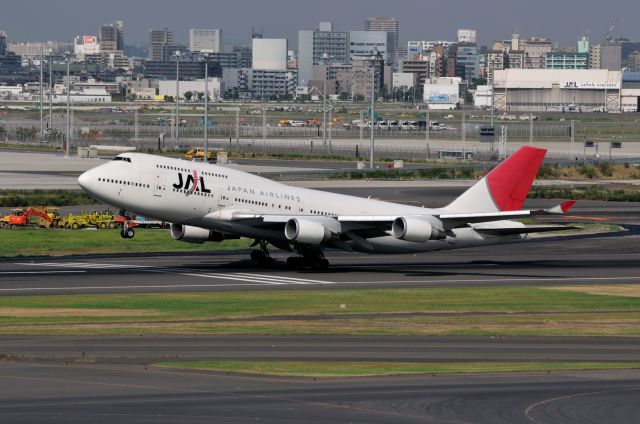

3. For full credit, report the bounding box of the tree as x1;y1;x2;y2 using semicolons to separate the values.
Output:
196;91;204;101
184;91;193;102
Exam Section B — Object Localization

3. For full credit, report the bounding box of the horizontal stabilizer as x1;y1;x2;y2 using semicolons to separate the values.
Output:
474;224;581;236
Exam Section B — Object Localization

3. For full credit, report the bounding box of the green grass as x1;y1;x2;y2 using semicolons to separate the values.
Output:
154;360;640;377
530;185;640;202
0;228;252;256
0;190;96;207
1;286;640;336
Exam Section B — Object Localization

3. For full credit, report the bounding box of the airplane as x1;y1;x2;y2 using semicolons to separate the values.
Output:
78;146;576;269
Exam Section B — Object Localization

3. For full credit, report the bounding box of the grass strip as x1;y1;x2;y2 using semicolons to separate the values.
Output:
1;286;640;336
0;228;252;256
154;360;640;377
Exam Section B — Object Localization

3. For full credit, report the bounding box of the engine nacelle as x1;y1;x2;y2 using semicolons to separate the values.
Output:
170;224;225;244
284;218;333;245
392;216;446;243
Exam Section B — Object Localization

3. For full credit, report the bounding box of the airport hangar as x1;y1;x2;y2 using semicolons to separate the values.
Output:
493;68;625;112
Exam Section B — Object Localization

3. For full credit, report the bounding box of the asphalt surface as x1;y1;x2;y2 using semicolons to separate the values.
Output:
0;362;638;424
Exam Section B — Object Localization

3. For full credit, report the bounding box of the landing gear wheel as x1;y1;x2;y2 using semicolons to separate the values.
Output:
250;240;273;266
286;257;303;269
120;228;135;239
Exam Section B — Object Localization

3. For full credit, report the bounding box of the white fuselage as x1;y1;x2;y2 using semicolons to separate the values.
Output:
78;153;521;254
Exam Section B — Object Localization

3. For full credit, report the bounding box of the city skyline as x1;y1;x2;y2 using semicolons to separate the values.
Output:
3;0;639;48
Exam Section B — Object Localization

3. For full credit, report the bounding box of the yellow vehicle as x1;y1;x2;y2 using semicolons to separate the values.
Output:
278;119;291;127
184;148;216;162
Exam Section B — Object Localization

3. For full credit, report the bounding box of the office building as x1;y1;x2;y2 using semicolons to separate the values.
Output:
100;21;123;52
545;52;588;69
74;36;100;59
589;44;601;69
144;59;222;80
457;29;477;44
148;28;174;61
578;36;589;54
365;16;399;54
158;78;223;100
0;31;6;56
189;29;222;53
349;31;392;63
238;68;297;99
298;22;349;85
628;51;640;72
600;43;622;71
252;38;287;70
455;43;479;80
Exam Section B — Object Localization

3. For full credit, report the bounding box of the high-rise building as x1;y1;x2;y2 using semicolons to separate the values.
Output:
298;22;349;85
100;21;123;52
455;43;479;80
0;31;6;56
148;28;174;61
544;52;588;69
252;38;287;70
589;44;601;69
349;31;392;63
578;36;589;54
600;43;622;71
364;16;399;52
628;51;640;72
189;29;222;53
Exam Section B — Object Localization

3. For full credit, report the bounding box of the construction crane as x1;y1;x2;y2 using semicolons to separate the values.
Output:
604;19;619;42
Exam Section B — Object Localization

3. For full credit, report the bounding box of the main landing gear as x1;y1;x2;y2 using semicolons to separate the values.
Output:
286;247;329;270
250;240;273;266
120;221;135;239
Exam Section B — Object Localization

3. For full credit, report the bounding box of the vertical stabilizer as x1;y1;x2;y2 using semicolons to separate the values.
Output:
445;147;547;213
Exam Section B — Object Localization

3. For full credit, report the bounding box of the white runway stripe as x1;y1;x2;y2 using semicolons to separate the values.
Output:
233;273;333;284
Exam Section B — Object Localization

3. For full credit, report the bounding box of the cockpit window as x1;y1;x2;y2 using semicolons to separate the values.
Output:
113;156;132;163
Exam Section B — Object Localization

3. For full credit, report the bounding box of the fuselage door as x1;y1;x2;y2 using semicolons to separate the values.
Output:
153;174;165;197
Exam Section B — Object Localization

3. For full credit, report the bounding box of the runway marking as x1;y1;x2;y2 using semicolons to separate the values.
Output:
180;272;333;285
524;385;640;424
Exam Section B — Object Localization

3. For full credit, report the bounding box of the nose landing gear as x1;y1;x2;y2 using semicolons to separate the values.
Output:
120;221;135;239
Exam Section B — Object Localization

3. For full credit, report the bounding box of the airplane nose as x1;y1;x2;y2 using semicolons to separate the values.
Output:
77;169;93;192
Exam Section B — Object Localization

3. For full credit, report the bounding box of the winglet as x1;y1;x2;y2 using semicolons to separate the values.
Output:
547;200;577;214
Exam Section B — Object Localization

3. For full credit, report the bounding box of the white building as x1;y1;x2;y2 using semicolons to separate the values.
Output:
474;85;493;108
493;69;622;112
252;38;288;71
392;72;414;89
50;88;112;103
158;78;223;100
424;77;463;110
457;29;477;44
74;35;100;59
349;31;391;63
189;29;222;53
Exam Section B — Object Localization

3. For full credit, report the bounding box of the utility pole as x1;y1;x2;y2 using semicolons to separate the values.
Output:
529;114;533;145
236;108;240;151
322;53;328;149
134;109;138;145
425;101;430;160
48;49;53;130
369;60;375;169
262;104;267;154
175;51;181;147
39;48;44;138
65;52;71;158
203;54;209;160
461;111;466;161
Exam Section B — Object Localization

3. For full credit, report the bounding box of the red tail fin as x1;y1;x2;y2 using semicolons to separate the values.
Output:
446;147;546;213
486;146;546;211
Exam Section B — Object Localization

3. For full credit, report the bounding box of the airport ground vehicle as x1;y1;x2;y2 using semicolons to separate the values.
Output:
0;207;60;228
184;148;216;162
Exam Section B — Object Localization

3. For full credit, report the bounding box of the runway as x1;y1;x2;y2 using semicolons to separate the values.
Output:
0;361;638;424
1;227;639;294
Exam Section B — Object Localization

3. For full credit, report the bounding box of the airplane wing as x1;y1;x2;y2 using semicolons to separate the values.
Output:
228;201;577;237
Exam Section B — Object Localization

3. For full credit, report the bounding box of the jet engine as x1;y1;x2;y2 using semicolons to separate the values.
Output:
392;216;446;243
284;218;334;245
170;224;226;244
